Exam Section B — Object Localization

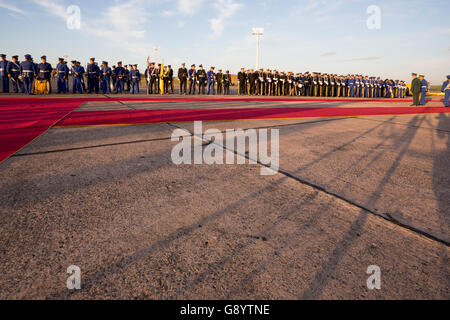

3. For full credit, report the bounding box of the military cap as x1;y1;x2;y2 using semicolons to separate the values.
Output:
211;66;215;69
191;64;195;67
129;64;133;67
58;57;64;61
102;61;108;65
25;54;31;58
41;55;46;59
0;54;6;57
90;57;95;61
412;73;417;76
117;61;122;64
447;75;450;79
168;65;171;67
419;75;424;77
199;64;203;67
12;55;18;59
71;60;77;63
134;64;138;67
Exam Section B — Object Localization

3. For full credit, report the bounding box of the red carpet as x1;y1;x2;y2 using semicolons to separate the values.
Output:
57;107;450;128
0;100;81;162
0;97;449;164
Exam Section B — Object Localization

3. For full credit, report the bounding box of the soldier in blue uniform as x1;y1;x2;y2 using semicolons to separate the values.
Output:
130;64;141;94
114;62;125;94
37;56;53;93
188;64;196;95
207;67;216;95
7;55;24;93
441;75;450;107
70;60;83;94
20;54;37;94
346;75;355;97
100;61;111;94
419;75;428;105
56;57;69;93
86;58;100;94
0;54;9;93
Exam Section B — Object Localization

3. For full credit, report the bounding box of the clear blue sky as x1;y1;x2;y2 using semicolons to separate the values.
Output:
1;0;449;84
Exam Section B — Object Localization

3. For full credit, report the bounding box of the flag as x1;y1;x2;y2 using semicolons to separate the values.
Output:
159;60;165;95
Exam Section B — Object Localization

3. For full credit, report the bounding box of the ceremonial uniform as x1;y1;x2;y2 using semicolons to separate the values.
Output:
188;67;196;94
130;67;141;94
86;59;100;94
100;63;112;94
20;56;37;94
0;55;9;92
114;63;126;94
56;60;69;93
223;72;231;95
441;76;450;107
420;77;428;105
216;71;223;95
197;66;207;95
71;62;83;94
207;69;216;95
237;69;246;95
7;57;24;93
37;60;53;93
178;66;188;94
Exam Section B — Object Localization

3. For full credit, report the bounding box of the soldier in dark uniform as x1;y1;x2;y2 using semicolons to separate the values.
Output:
265;69;272;96
410;73;421;106
237;68;246;95
223;70;232;95
188;64;196;95
273;70;280;96
86;58;99;94
197;64;207;95
279;72;287;96
7;55;24;93
155;64;161;94
0;54;9;93
168;65;174;94
257;69;265;96
248;69;257;95
178;63;188;94
216;69;224;95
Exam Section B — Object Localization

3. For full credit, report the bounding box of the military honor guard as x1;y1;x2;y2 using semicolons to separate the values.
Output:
0;54;10;93
419;75;428;105
177;63;188;95
223;70;232;95
7;55;24;93
216;69;224;95
100;61;111;94
441;75;450;107
188;64;197;95
55;58;69;93
237;68;246;95
19;54;37;94
196;65;207;95
114;61;125;94
207;67;216;95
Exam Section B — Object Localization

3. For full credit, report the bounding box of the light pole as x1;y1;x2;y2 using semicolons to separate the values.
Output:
252;28;264;70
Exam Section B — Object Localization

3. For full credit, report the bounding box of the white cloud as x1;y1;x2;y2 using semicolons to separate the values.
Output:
177;0;205;15
31;0;154;56
208;0;243;38
0;1;25;15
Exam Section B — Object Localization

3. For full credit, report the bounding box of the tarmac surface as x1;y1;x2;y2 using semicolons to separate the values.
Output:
0;93;448;300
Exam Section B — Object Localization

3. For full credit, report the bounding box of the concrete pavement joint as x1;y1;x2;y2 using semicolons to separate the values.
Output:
167;123;450;247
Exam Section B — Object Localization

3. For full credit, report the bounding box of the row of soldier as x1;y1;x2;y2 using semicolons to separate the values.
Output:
0;54;408;98
236;69;409;98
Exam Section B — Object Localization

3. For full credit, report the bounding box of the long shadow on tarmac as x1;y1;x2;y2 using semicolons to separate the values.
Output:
432;113;450;299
